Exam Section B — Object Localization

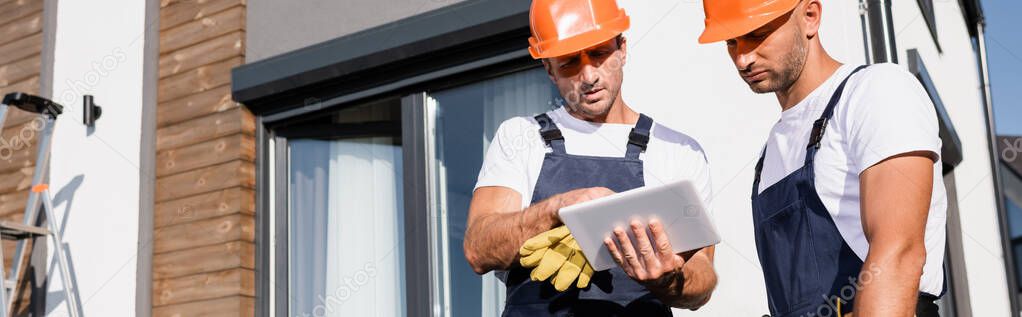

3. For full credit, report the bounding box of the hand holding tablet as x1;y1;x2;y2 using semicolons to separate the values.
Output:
557;180;721;271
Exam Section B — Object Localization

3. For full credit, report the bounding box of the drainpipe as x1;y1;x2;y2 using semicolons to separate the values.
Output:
858;0;873;63
862;0;898;64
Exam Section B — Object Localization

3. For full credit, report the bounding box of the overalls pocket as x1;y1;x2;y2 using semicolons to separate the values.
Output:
755;199;822;316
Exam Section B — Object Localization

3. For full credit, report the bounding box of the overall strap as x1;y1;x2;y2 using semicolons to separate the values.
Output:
752;65;868;196
534;113;566;153
803;65;869;166
752;146;767;196
625;113;654;159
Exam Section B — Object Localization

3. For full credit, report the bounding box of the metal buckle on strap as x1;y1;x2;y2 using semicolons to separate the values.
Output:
540;129;563;143
808;118;829;149
628;132;649;151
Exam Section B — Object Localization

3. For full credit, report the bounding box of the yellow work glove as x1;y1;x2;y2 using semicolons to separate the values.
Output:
550;235;595;291
520;226;570;268
519;226;595;291
530;238;573;282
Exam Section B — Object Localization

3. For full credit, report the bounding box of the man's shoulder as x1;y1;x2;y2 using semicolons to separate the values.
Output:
837;63;932;117
650;121;707;157
849;63;922;92
489;112;549;151
494;113;545;133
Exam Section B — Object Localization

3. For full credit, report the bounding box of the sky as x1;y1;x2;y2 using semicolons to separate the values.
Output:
985;0;1022;136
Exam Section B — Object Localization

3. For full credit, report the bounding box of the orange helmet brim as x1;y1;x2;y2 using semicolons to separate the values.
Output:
697;0;800;44
529;10;630;59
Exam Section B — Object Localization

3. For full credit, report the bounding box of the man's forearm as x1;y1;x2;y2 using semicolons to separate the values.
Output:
647;250;717;310
464;196;561;274
852;247;925;316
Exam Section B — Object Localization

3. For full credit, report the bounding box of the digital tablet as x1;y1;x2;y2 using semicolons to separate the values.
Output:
558;180;721;271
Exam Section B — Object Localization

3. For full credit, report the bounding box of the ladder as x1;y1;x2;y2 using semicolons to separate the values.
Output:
0;92;81;317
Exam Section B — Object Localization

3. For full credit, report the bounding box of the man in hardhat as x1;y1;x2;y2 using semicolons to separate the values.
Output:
463;0;718;315
699;0;946;316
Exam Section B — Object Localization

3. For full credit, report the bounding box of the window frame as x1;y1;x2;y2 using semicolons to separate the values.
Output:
907;49;962;172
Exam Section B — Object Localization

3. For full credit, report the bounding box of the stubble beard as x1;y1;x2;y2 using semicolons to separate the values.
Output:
562;85;619;119
751;32;808;94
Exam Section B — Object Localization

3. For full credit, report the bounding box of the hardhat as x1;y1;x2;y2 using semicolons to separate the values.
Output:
698;0;800;44
528;0;630;59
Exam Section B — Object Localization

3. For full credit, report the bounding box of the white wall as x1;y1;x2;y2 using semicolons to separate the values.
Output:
615;0;1010;316
46;0;146;315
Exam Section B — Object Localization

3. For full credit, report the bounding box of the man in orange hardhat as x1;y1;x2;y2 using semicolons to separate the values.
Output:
700;1;946;316
463;0;718;315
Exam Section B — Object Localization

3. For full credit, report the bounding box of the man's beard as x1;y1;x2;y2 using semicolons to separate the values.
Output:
563;88;617;119
750;34;808;94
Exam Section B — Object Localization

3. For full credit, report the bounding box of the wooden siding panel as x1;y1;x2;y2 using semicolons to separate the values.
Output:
0;109;40;129
153;268;254;307
0;32;41;66
155;160;254;202
0;0;42;27
156;133;254;177
159;31;243;79
0;12;41;43
154;187;254;228
159;6;244;54
0;166;31;194
156;84;238;128
0;120;38;175
158;56;241;104
153;295;254;317
2;75;39;95
155;0;252;313
153;240;254;279
153;213;254;254
155;106;253;151
160;0;244;31
0;55;40;87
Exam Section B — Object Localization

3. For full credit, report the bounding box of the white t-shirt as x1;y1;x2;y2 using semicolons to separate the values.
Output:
758;63;947;295
474;107;713;212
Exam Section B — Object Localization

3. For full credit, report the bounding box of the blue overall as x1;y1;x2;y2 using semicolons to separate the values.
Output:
501;112;672;317
750;66;868;317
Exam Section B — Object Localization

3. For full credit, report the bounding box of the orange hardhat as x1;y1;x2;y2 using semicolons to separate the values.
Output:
528;0;630;59
698;0;800;44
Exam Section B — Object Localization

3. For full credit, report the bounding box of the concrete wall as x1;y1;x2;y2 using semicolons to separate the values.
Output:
246;0;467;62
47;0;147;314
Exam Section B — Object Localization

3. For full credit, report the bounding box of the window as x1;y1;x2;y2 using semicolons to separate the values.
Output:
266;68;557;316
427;68;559;316
1008;196;1022;292
276;100;408;316
234;3;543;316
